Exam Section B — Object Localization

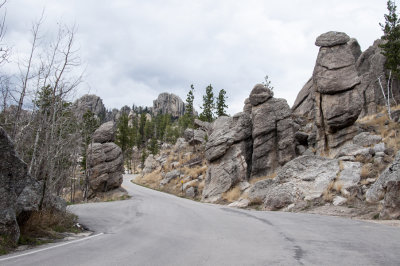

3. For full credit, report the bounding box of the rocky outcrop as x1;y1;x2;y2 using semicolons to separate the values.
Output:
314;32;362;153
202;113;252;203
143;155;159;174
356;39;400;116
73;94;106;122
250;84;296;177
153;93;185;119
0;127;42;245
292;31;364;156
87;122;123;193
366;151;400;203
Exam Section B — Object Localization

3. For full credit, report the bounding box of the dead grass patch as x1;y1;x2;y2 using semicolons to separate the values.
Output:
322;180;343;202
222;186;241;203
140;170;163;187
357;105;400;152
19;210;81;242
183;165;207;179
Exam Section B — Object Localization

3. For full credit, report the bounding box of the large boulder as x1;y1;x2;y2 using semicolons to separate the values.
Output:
0;127;42;245
249;84;273;106
250;85;295;178
315;31;350;47
93;121;116;144
153;93;185;118
366;151;400;203
248;155;340;209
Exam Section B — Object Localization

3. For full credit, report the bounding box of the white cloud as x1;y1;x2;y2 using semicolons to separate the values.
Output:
3;0;387;114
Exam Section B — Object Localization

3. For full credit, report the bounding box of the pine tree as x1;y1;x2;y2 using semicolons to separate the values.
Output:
380;0;400;78
216;89;228;117
199;84;215;122
116;113;131;168
81;110;99;169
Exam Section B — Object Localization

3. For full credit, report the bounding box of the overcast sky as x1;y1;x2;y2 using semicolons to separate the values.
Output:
3;0;386;114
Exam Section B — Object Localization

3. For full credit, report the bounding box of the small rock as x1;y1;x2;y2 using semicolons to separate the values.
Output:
375;152;385;157
185;187;197;198
183;180;198;191
373;143;385;153
333;196;347;206
228;199;250;208
160;169;181;186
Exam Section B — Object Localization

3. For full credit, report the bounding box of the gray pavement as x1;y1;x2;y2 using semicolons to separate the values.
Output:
1;174;400;265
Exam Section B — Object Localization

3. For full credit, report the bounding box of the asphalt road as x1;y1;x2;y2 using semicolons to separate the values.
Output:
1;174;400;266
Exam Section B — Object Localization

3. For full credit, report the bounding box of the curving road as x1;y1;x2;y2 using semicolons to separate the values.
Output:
1;174;400;266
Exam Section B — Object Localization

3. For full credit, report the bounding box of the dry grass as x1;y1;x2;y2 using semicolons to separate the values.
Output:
360;163;378;180
19;210;81;242
322;180;343;202
249;173;277;185
357;105;400;152
222;186;241;203
183;165;207;179
139;170;163;187
322;182;335;202
354;154;373;164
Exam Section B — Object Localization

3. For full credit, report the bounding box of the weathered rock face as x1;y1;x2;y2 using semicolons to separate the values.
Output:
250;84;296;177
202;113;252;203
366;151;400;203
0;127;42;245
74;94;106;122
380;181;400;219
356;39;400;116
248;155;341;209
153;93;185;118
87;122;123;193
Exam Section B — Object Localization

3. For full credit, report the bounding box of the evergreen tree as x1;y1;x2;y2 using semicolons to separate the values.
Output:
380;0;400;78
184;84;195;127
216;89;228;117
81;110;99;169
116;113;131;168
148;136;159;155
199;84;215;122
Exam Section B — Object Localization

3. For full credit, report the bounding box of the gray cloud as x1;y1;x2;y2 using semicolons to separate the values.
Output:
3;0;386;114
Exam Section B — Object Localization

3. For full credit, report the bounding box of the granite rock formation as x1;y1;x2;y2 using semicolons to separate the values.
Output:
250;84;296;177
87;122;123;193
153;93;185;119
202;113;252;202
73;94;107;122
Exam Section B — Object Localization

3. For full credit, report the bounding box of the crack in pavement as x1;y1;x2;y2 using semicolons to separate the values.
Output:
221;207;305;264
